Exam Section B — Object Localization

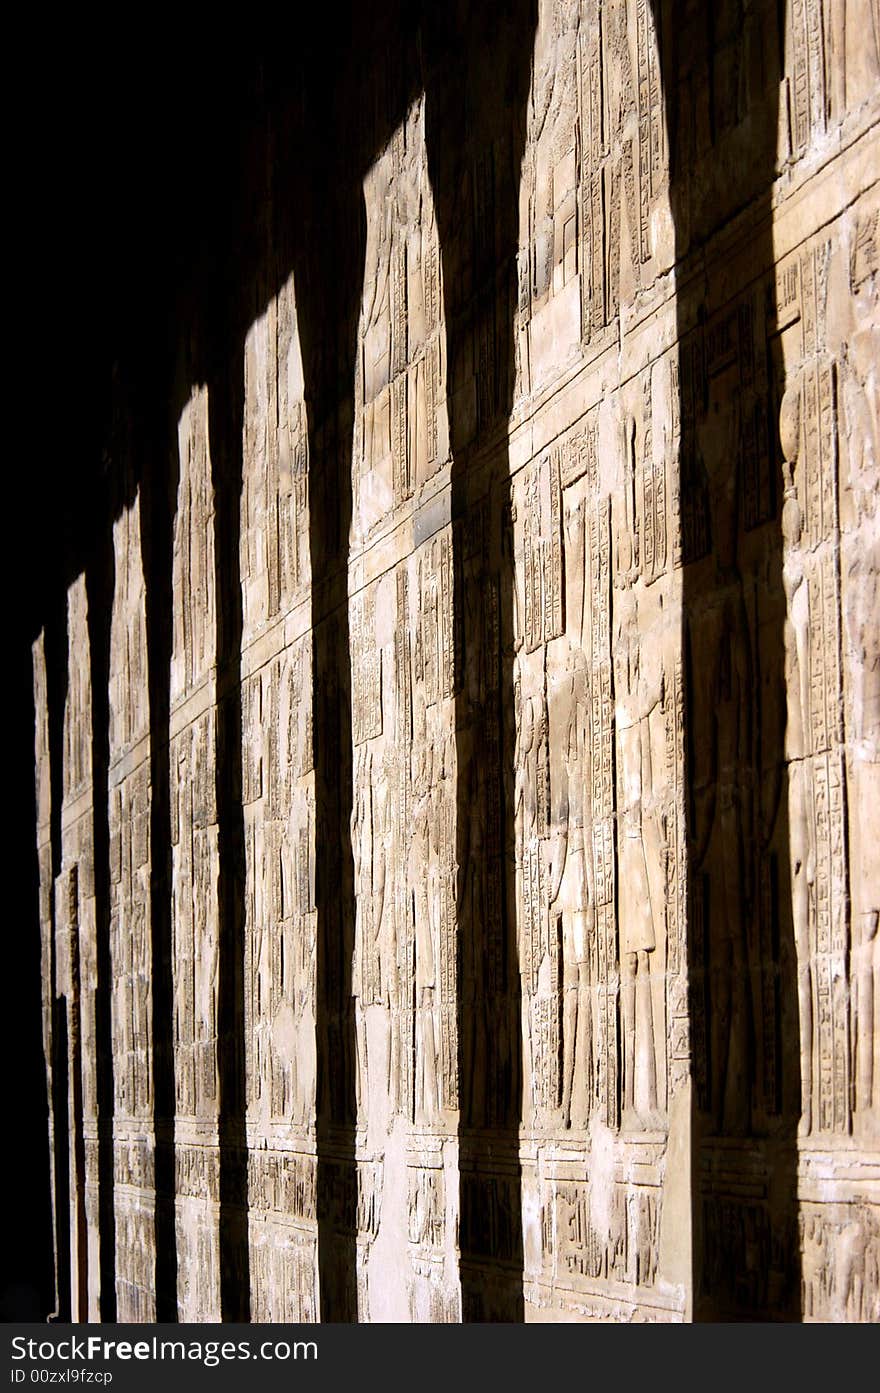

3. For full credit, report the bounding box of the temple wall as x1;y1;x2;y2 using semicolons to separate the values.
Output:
32;0;879;1322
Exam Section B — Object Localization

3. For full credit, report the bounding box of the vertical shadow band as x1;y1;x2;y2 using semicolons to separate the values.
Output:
304;180;365;1330
423;0;538;1322
45;602;71;1322
658;0;803;1319
86;519;118;1322
141;390;181;1322
7;641;55;1320
209;344;253;1323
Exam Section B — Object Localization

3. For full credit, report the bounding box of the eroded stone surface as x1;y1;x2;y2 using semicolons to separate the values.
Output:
32;0;879;1322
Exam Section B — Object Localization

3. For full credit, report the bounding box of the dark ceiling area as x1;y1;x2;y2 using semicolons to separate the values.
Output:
14;29;300;641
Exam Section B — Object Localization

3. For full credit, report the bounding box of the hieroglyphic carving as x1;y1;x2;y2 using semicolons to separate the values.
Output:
613;570;663;1124
787;0;828;159
109;501;149;753
588;496;619;1129
62;580;92;805
357;95;449;533
542;1177;661;1290
417;532;460;705
636;368;667;583
114;1205;157;1322
250;1226;318;1323
390;567;415;1120
33;0;880;1327
110;771;152;1104
241;671;263;807
838;220;880;1133
357;135;397;534
634;0;662;265
777;238;851;1136
237;263;320;1320
561;412;599;491
172;390;215;701
410;696;439;1121
106;520;156;1320
575;0;666;344
408;1163;445;1249
244;646;317;1149
665;656;689;1094
352;588;383;746
352;747;380;1012
166;383;223;1318
577;9;605;338
517;2;580;392
516;648;556;1121
523;451;565;652
437;787;459;1113
170;710;218;1122
547;625;594;1128
242;274;310;636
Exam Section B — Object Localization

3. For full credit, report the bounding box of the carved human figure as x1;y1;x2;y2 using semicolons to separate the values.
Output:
356;144;396;541
372;748;393;1006
514;681;537;868
457;729;487;1126
779;382;817;1135
350;745;373;1111
563;494;586;654
410;695;438;1120
514;673;550;1122
429;728;454;1111
612;560;663;1124
548;647;595;1128
351;745;371;984
385;733;407;1115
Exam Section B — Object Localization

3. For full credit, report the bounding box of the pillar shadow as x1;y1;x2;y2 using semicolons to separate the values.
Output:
206;341;252;1322
423;0;537;1322
657;0;802;1319
49;1003;71;1322
140;373;181;1322
283;83;367;1329
69;864;88;1320
86;500;118;1322
3;640;55;1319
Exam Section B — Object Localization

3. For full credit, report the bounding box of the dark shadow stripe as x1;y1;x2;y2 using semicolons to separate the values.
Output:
302;171;365;1331
141;391;181;1322
656;0;802;1319
45;599;71;1322
86;523;118;1322
209;345;252;1322
423;0;537;1322
3;643;55;1320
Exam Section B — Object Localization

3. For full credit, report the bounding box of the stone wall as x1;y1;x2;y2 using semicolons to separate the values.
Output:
32;0;879;1321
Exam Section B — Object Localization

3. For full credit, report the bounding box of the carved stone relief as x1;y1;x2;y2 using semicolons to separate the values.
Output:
31;0;879;1323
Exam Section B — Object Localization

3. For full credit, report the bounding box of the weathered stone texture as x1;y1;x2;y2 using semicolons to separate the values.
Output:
33;0;879;1321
